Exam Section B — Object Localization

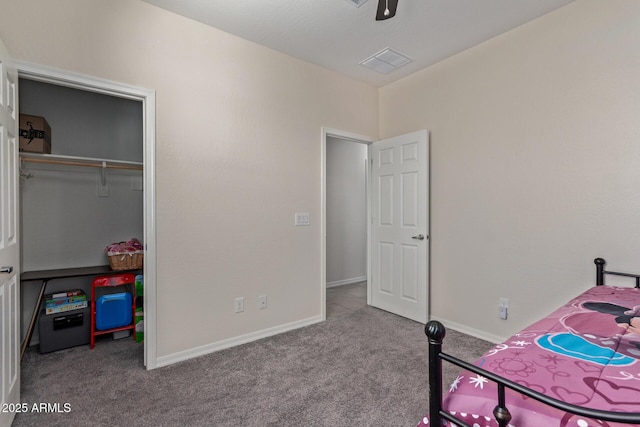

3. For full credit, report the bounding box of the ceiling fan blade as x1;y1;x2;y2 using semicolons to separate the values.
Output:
376;0;398;21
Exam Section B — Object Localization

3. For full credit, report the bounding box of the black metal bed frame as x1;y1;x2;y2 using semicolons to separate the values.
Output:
425;258;640;427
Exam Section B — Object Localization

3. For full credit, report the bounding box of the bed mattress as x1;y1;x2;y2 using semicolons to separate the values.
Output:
418;285;640;427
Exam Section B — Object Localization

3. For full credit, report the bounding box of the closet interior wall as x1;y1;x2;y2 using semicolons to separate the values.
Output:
19;78;143;345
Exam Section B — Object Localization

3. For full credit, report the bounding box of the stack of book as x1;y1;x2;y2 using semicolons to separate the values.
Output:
45;289;88;315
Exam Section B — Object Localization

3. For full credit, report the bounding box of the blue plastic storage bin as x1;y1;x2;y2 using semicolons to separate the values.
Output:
96;292;132;331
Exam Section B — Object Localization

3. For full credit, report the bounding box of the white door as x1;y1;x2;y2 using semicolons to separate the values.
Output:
369;130;429;323
0;37;20;427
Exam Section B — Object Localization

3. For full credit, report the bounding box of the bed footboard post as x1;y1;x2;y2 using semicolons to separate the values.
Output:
426;320;446;426
595;258;606;286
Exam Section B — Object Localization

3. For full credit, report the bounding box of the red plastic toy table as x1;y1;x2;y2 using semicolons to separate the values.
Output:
90;273;136;349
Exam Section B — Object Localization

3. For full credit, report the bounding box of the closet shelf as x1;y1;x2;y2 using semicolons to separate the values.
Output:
20;152;143;171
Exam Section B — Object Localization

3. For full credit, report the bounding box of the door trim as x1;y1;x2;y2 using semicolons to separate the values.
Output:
14;61;158;369
320;127;375;320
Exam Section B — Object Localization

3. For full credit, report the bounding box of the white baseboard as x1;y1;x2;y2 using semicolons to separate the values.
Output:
155;315;323;368
326;276;366;288
428;315;504;344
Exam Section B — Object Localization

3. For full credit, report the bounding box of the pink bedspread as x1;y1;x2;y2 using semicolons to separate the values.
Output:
418;286;640;427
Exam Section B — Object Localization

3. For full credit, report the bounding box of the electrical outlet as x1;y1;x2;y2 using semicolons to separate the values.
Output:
295;213;310;226
499;298;509;320
258;295;267;309
234;297;244;313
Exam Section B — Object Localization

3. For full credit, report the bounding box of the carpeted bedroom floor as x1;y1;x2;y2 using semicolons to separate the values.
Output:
14;283;492;427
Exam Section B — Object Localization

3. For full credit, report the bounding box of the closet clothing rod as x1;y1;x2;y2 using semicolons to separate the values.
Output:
20;153;143;171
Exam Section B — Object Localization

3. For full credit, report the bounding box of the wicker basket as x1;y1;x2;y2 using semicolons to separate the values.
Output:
108;251;143;271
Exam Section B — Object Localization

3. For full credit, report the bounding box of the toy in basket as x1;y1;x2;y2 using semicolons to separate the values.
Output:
105;238;144;271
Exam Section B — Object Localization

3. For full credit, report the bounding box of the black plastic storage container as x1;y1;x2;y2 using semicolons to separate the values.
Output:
38;306;90;353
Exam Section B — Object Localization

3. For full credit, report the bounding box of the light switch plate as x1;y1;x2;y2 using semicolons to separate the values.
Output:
295;213;310;226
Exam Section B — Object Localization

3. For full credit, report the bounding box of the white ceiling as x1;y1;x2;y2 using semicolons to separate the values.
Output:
142;0;574;88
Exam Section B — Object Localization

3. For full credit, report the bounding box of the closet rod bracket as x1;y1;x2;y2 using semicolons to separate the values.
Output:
101;161;107;186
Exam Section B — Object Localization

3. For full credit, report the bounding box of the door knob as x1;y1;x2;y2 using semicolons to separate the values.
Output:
411;234;425;241
0;266;13;274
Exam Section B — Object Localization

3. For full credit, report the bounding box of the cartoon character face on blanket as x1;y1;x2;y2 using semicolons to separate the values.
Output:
536;302;640;365
529;299;640;420
587;302;640;335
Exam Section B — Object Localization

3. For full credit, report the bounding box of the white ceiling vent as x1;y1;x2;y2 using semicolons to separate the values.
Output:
360;48;412;74
344;0;369;7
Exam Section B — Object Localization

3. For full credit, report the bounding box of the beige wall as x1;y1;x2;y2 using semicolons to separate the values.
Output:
3;0;639;358
0;0;378;359
380;0;640;340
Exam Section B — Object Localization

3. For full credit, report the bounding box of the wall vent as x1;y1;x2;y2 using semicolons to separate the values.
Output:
360;48;412;74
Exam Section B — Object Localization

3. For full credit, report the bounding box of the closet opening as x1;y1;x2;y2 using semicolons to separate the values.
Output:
17;74;150;364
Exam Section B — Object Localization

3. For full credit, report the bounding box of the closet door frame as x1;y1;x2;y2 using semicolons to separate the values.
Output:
15;61;158;369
